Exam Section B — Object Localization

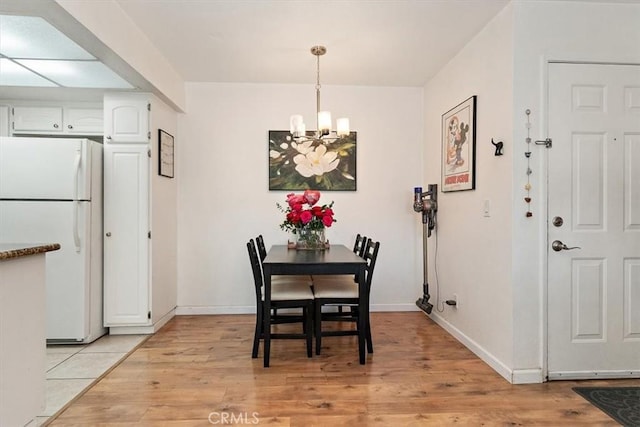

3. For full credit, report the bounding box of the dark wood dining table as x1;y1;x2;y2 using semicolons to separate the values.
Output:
262;244;368;367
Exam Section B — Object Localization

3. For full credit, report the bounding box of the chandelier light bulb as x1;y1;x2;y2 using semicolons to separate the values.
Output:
318;111;331;135
336;118;350;136
290;114;305;137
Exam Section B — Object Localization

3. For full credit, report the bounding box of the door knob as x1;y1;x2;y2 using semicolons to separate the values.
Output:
552;240;580;252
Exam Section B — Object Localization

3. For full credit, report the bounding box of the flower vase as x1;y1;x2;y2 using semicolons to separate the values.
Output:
295;228;326;250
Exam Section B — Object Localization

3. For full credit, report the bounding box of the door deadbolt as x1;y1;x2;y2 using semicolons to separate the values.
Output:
552;240;580;252
552;216;563;227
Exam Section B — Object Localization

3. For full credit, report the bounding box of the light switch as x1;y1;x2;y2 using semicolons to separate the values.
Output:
483;199;491;217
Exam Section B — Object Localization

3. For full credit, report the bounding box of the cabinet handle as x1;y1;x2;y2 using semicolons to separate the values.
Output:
106;135;112;140
68;124;73;129
106;232;112;237
53;123;59;129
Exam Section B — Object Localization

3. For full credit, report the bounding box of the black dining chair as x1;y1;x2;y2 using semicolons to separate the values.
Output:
311;233;367;315
256;234;313;319
312;239;380;356
256;235;313;283
247;239;314;362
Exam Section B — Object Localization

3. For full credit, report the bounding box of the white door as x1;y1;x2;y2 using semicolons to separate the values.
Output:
103;144;150;325
547;63;640;379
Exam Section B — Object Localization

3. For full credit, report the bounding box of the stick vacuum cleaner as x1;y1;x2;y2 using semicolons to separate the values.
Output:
413;185;437;314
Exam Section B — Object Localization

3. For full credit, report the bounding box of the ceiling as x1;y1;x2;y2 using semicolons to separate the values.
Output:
113;0;510;87
4;0;636;97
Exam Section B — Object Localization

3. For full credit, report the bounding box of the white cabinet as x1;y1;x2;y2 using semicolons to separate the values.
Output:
64;107;103;134
10;105;103;135
104;96;149;143
13;106;63;133
103;144;150;326
0;105;10;136
0;253;47;427
102;92;177;334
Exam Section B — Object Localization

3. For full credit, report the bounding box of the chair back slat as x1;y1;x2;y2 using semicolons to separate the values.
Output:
256;235;268;262
353;234;368;258
247;239;263;301
362;239;380;288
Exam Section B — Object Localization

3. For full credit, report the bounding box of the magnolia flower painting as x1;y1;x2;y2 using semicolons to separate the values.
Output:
268;130;357;191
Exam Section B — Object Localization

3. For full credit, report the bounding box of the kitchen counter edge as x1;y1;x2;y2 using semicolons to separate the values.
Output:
0;243;61;260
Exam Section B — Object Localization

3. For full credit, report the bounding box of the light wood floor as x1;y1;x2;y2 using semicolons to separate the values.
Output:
48;312;639;426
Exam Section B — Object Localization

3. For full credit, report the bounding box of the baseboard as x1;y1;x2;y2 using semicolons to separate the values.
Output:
175;306;255;315
109;308;176;335
370;303;419;312
426;311;539;384
175;303;418;315
512;368;544;384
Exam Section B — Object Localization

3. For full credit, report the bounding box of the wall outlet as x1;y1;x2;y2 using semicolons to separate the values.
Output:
445;293;459;309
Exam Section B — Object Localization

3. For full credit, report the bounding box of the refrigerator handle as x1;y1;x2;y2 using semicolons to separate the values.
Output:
73;151;81;253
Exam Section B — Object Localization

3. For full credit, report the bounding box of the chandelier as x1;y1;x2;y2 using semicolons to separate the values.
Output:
289;45;350;143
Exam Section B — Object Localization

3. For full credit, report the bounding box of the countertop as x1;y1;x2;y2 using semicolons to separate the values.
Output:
0;243;61;260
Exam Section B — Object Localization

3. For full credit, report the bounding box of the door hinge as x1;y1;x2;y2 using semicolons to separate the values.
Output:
148;231;151;239
148;149;151;158
147;103;151;111
148;311;151;319
147;131;151;140
534;138;552;148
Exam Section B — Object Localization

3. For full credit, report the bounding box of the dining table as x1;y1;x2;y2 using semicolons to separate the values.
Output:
261;244;368;367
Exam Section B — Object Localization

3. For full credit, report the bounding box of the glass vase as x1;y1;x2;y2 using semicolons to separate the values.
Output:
295;228;326;250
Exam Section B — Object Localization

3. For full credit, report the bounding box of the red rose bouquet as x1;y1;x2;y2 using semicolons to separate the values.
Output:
277;190;336;234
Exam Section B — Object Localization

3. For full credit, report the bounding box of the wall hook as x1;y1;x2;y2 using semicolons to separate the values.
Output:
491;138;504;156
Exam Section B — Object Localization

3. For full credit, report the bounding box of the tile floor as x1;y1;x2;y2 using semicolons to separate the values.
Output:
37;334;148;426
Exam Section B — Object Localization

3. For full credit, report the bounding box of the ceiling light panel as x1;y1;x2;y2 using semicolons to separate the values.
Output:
16;60;134;88
0;15;95;60
0;58;57;87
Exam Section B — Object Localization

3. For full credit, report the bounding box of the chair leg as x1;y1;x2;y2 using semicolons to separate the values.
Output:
252;304;262;358
366;317;373;354
306;303;313;358
315;300;322;355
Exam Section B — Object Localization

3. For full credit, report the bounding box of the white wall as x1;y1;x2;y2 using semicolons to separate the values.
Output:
150;94;179;324
423;4;515;377
423;0;640;384
176;83;423;313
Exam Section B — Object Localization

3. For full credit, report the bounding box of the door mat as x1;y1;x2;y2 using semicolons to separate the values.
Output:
573;387;640;426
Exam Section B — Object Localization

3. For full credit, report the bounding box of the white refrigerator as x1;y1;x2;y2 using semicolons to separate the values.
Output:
0;136;105;343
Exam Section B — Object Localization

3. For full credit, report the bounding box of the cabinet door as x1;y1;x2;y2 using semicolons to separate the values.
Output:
104;97;149;143
13;106;63;133
65;108;103;134
0;106;9;136
103;145;150;326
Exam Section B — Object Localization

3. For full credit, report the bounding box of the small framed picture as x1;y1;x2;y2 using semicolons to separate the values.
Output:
442;96;476;192
158;129;174;178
